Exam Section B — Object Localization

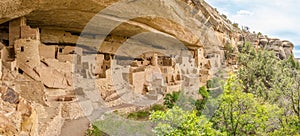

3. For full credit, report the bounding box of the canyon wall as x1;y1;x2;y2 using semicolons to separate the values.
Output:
0;0;294;135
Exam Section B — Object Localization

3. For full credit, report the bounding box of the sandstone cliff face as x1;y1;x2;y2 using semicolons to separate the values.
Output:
0;0;234;55
2;0;289;61
0;0;295;135
243;33;294;59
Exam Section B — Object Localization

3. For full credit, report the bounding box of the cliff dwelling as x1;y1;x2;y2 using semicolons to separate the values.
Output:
0;0;295;135
0;15;217;135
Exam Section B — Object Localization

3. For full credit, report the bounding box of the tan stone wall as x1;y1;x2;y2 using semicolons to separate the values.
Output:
9;17;39;48
130;71;145;94
166;84;181;94
39;44;56;59
92;54;104;75
0;58;2;79
57;54;75;63
57;46;82;56
40;29;78;44
0;48;7;62
9;17;25;46
20;25;40;40
195;47;206;68
2;60;17;72
14;39;41;68
160;66;175;84
0;31;8;41
144;66;162;82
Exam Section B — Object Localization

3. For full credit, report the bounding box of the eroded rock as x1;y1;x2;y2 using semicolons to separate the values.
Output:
1;87;19;104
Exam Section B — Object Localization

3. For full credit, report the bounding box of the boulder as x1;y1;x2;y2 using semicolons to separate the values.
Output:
1;87;19;104
259;38;268;47
34;65;70;89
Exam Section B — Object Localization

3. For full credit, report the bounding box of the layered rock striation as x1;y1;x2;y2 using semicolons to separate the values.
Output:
0;0;295;135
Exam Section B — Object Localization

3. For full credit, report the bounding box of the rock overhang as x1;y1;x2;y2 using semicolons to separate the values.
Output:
1;0;232;52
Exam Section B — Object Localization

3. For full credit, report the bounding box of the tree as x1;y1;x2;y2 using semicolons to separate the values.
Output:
194;86;209;116
236;42;300;134
237;42;282;101
163;91;180;108
275;56;300;134
224;44;235;60
211;76;282;135
150;106;224;136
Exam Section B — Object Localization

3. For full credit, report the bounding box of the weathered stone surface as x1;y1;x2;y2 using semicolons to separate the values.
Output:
245;34;294;59
1;87;19;104
0;0;297;136
259;38;268;46
62;101;93;120
0;114;18;135
15;39;41;68
0;87;40;136
34;65;70;89
0;0;233;51
42;58;74;74
39;44;56;59
40;29;78;44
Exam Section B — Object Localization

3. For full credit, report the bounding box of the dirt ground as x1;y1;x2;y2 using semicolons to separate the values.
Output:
60;117;90;136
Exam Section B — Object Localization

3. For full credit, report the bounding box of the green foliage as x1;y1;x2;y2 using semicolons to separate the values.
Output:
150;106;224;136
206;77;222;89
127;104;166;120
221;14;227;19
237;42;280;100
232;23;239;28
86;124;103;136
163;91;180;108
151;42;300;135
199;86;209;98
224;44;235;60
93;114;153;135
236;42;300;134
237;41;255;55
150;104;166;112
271;115;300;135
286;54;300;69
212;76;283;135
257;32;262;36
127;111;150;120
194;86;210;116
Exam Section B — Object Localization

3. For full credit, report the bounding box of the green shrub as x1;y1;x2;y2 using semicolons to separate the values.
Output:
198;86;209;98
233;23;239;28
206;78;222;89
163;91;180;108
150;104;166;111
224;43;235;60
257;32;262;36
127;111;150;120
86;124;103;136
221;14;227;19
194;86;210;116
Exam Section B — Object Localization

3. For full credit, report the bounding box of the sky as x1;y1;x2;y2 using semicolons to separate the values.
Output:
205;0;300;58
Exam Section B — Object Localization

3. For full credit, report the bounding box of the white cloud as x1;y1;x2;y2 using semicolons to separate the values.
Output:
206;0;300;46
293;50;300;53
236;10;253;16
